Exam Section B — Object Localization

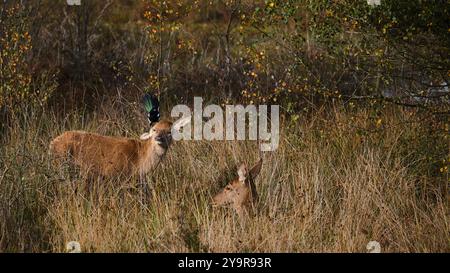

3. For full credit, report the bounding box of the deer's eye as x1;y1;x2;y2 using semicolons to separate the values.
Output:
225;186;232;191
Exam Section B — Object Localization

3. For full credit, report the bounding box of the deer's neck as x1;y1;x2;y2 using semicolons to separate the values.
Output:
138;140;168;176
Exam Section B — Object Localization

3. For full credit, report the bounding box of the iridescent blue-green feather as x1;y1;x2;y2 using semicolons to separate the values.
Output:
142;93;160;124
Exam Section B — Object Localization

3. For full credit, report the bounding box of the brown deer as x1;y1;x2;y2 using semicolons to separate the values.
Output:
49;94;190;185
50;120;186;180
212;158;263;217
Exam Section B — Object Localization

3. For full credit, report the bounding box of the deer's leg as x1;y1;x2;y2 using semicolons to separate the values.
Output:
139;173;150;201
83;173;91;195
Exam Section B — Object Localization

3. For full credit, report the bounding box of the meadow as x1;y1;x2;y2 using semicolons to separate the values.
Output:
0;101;448;252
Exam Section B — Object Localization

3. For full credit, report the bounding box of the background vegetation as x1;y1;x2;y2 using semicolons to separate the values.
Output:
0;0;448;252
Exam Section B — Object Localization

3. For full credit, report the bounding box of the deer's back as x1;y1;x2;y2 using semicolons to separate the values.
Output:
50;131;141;176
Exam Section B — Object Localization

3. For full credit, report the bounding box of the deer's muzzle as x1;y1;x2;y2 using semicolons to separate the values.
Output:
155;135;172;145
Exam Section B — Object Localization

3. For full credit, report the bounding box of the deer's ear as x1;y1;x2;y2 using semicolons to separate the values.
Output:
140;132;152;140
237;164;248;182
249;158;263;179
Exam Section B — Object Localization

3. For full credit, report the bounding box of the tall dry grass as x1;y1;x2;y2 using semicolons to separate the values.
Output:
0;102;448;252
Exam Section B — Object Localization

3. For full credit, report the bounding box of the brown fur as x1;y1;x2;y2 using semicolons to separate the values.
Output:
49;120;173;179
212;158;262;217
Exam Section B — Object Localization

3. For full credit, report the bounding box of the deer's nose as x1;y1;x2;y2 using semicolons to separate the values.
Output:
212;200;223;208
155;135;169;142
211;196;220;207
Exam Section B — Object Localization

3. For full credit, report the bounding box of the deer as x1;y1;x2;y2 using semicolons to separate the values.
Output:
49;94;190;187
212;158;263;217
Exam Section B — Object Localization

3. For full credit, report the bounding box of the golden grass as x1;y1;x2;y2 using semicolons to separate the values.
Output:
0;104;448;252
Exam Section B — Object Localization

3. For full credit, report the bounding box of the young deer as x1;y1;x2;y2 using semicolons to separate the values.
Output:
212;158;263;217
